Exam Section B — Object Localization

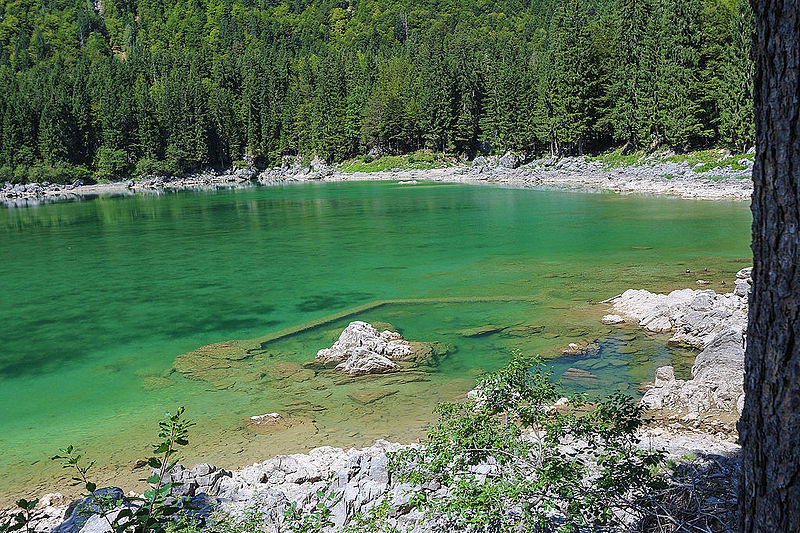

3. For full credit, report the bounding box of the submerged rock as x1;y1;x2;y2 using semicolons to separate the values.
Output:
601;314;625;325
172;341;253;387
456;324;505;337
561;367;600;385
347;388;399;405
246;413;315;434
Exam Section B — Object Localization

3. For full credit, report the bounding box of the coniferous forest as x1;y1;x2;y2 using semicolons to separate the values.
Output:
0;0;755;182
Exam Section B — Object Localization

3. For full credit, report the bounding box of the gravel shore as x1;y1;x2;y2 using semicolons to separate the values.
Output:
1;156;753;206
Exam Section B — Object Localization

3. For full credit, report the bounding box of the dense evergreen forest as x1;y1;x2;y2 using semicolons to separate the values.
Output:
0;0;754;182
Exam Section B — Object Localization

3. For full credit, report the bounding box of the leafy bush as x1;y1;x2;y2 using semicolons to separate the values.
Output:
389;354;666;533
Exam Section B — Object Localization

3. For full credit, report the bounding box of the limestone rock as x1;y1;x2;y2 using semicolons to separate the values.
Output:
335;349;399;375
640;328;745;414
309;321;442;375
250;413;282;426
499;152;521;169
611;279;749;349
601;314;624;325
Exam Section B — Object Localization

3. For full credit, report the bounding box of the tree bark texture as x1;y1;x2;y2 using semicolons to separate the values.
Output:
739;1;800;531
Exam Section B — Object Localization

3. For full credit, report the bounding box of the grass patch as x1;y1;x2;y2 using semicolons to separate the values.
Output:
338;151;455;173
663;149;753;173
588;148;649;168
589;147;754;173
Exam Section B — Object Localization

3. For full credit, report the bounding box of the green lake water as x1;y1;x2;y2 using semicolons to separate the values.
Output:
0;181;751;501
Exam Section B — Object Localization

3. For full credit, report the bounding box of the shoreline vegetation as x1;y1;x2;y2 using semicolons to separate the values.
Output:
0;148;754;206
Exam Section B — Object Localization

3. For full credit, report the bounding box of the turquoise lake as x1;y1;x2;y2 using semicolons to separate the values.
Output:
0;181;751;501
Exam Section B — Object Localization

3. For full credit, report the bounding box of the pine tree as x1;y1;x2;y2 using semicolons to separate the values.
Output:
547;0;598;154
719;0;755;151
417;29;455;152
655;0;707;150
607;0;658;148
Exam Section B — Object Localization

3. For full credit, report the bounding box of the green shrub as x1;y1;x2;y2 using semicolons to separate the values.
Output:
389;354;666;532
0;165;14;183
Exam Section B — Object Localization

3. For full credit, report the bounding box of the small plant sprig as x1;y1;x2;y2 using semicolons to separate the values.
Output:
52;407;195;533
0;499;39;533
282;490;340;533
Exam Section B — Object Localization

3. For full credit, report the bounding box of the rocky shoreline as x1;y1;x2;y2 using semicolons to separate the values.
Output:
607;267;750;426
1;155;753;206
13;427;740;533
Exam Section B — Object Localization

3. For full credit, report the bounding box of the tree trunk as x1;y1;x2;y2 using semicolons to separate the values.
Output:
739;1;800;530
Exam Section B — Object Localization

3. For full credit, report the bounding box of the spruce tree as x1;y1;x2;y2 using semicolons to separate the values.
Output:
655;0;706;150
719;0;755;151
607;0;658;148
547;0;597;154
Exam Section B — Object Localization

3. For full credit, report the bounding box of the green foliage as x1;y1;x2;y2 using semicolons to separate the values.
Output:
95;147;131;182
51;407;197;533
0;0;754;182
207;493;272;533
718;0;755;151
282;491;340;533
389;354;666;532
339;151;448;173
0;499;39;533
135;158;170;178
341;499;403;533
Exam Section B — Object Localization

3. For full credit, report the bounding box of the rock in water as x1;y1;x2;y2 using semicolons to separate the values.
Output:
310;321;430;375
609;267;751;349
456;324;505;337
335;348;399;375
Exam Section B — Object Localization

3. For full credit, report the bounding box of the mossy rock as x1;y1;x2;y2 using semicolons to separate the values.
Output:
615;345;639;354
370;321;397;333
408;341;456;366
382;372;432;385
172;340;253;381
501;324;546;337
265;362;316;382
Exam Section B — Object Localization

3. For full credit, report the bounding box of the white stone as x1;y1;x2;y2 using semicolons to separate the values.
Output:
601;314;624;324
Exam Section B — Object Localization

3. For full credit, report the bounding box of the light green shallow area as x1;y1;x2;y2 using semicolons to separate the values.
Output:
0;181;751;501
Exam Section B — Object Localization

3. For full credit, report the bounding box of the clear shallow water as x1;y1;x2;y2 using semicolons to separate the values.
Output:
0;181;751;501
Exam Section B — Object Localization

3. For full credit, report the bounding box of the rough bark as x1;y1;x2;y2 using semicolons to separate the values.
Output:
739;1;800;531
